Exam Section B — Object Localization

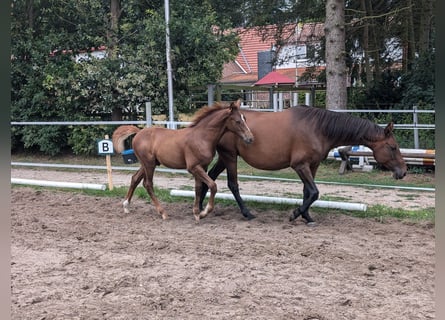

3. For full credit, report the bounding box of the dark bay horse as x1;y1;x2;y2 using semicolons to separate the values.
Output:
200;105;407;224
112;100;254;221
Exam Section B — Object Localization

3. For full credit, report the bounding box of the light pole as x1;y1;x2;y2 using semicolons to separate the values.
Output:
164;0;174;129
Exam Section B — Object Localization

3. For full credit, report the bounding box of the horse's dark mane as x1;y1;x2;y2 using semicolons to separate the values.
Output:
295;106;384;142
189;103;229;127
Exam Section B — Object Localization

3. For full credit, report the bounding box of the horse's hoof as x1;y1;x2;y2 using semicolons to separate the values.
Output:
245;213;256;220
289;209;301;222
306;221;317;227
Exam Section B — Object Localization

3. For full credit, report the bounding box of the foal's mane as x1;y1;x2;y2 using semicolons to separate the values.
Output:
189;103;230;127
296;106;385;142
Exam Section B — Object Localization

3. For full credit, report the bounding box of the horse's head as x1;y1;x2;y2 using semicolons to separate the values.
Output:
370;123;407;179
226;99;254;144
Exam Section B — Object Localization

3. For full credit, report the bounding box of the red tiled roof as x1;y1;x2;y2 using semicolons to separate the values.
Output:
254;71;294;86
234;26;276;74
220;23;325;86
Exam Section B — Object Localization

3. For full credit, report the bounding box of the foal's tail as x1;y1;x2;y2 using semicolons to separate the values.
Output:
112;125;141;153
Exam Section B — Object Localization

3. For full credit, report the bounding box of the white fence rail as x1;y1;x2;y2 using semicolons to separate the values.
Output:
11;105;435;149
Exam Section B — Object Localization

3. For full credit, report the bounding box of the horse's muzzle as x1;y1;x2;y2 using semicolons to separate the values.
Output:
393;168;407;180
243;136;254;144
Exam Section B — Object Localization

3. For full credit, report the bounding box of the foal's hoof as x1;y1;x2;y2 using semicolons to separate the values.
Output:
306;221;317;227
193;212;201;222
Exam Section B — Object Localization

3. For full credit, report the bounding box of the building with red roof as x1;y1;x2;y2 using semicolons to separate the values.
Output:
217;22;326;108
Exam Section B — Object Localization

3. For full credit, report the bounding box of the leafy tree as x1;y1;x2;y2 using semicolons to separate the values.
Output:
399;51;435;108
11;0;239;155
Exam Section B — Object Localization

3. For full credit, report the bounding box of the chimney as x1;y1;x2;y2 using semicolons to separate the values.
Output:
257;50;274;80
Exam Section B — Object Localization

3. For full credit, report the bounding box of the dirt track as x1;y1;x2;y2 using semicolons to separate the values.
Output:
11;173;435;319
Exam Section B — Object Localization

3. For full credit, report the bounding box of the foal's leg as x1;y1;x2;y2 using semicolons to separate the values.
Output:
190;166;217;222
141;162;168;220
200;158;225;210
122;167;144;213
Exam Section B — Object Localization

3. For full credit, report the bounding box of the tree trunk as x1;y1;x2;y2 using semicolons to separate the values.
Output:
406;0;416;65
26;0;34;30
418;0;433;54
111;107;123;121
361;0;372;88
367;0;381;84
325;0;347;110
109;0;123;121
109;0;121;55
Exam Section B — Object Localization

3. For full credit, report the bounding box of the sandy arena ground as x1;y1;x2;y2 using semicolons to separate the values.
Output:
11;168;435;319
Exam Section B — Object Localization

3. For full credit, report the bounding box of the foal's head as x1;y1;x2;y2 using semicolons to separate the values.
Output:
370;123;407;179
225;99;254;144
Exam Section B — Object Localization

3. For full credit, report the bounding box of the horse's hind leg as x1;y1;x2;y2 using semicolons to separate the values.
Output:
123;167;144;213
141;163;168;220
289;166;318;225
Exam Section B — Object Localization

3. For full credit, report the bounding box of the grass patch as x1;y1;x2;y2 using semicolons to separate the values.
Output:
78;185;434;222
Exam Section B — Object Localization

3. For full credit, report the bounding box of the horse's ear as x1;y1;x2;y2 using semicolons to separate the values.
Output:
384;122;394;136
230;99;241;111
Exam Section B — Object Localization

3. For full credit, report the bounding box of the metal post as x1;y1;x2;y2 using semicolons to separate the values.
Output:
216;84;222;102
145;101;152;127
269;87;274;110
305;92;311;106
207;84;215;106
164;0;174;129
292;92;298;107
413;105;419;149
273;92;278;112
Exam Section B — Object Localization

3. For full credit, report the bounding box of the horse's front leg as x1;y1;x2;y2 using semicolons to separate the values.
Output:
224;156;255;220
190;166;217;222
211;152;255;220
193;177;204;220
290;166;319;225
